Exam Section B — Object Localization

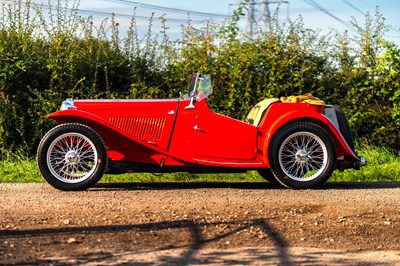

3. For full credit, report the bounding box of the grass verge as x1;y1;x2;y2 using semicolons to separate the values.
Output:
0;146;399;183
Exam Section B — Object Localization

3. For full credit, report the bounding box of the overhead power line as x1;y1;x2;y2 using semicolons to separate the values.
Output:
76;7;205;23
303;0;354;31
0;0;206;23
342;0;364;15
342;0;400;35
305;0;399;37
103;0;230;19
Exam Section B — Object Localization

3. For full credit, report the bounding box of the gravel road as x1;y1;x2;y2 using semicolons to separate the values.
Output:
1;182;400;265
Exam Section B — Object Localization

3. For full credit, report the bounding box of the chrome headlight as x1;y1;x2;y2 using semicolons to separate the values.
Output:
60;98;77;111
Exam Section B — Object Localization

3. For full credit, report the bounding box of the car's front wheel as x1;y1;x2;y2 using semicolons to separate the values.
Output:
268;122;336;189
37;123;107;191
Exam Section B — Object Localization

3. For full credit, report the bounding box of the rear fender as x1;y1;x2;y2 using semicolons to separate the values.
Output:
261;110;359;166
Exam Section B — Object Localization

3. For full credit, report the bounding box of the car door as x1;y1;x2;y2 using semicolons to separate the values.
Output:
189;106;258;161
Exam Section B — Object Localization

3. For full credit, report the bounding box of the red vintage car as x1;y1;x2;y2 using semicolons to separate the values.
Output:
37;73;365;190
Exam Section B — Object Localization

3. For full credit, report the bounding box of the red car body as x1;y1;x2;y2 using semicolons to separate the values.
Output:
37;73;365;190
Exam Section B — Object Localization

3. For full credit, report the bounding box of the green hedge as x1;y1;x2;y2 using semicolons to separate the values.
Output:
0;1;399;156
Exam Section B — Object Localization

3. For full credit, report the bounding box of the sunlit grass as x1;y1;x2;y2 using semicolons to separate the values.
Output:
0;154;42;183
331;146;400;182
1;146;399;183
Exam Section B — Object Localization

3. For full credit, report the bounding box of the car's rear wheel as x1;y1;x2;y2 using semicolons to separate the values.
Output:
268;122;336;189
37;123;107;191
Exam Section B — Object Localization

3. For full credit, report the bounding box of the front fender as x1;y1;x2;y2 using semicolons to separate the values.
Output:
46;109;110;127
45;110;168;156
261;110;360;166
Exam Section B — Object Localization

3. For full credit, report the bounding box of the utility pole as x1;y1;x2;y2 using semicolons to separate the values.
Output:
231;0;289;37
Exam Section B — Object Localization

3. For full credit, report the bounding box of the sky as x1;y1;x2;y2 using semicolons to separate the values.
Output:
27;0;400;44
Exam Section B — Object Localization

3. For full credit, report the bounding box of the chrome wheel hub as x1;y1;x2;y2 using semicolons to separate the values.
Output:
296;150;310;163
65;151;79;164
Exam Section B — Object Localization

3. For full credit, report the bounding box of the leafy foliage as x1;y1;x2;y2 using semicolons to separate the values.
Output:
0;0;399;156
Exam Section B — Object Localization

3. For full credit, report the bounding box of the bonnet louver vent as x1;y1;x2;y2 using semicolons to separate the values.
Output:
109;117;166;140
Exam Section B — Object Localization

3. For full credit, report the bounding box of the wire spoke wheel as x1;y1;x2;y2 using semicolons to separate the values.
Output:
37;123;107;191
47;133;98;183
268;122;336;189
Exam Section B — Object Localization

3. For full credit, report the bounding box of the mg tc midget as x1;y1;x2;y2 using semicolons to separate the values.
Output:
37;73;365;190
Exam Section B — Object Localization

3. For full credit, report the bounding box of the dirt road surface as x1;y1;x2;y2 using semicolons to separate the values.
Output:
1;182;400;265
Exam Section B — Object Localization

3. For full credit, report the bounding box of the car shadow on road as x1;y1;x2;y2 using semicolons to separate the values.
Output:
1;218;294;265
2;216;394;265
93;181;400;191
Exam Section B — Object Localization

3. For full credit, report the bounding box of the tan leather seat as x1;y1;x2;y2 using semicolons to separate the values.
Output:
247;98;280;126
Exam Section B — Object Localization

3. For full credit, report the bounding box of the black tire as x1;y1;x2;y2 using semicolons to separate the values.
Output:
257;168;279;184
268;122;336;189
333;105;355;152
37;123;107;191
